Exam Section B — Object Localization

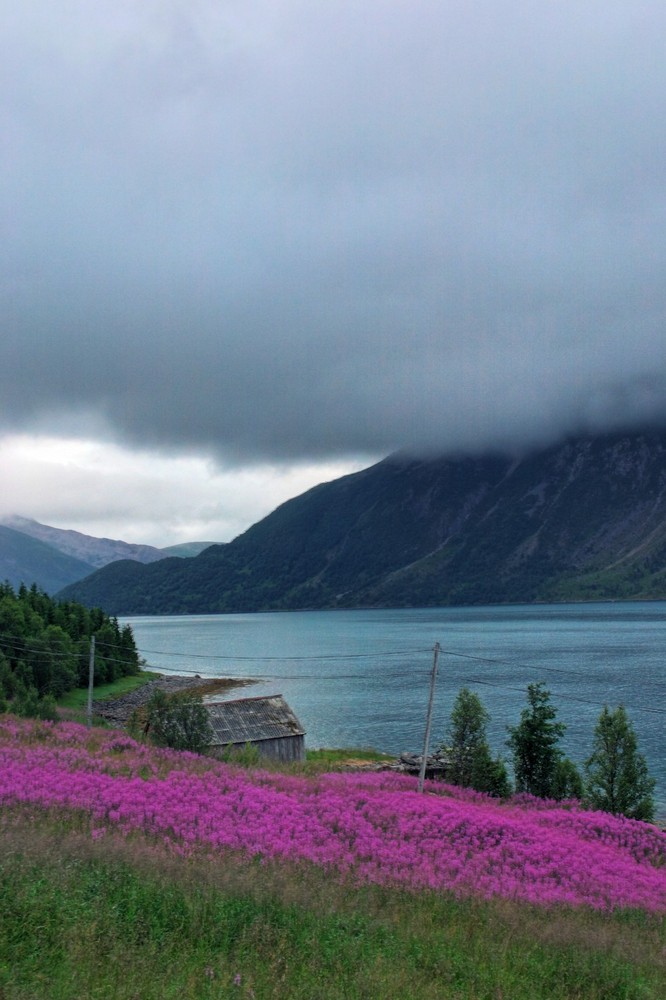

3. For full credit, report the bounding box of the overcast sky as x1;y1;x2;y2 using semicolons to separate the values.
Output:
2;2;666;545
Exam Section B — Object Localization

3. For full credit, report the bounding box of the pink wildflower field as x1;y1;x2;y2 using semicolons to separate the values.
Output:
1;718;664;913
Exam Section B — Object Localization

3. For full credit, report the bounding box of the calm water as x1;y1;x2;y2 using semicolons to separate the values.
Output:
122;603;666;818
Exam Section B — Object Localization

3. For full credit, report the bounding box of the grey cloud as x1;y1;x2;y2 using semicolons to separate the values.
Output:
3;1;666;466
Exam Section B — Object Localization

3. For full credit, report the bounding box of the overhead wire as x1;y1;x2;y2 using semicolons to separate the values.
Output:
436;645;666;717
1;628;664;717
459;674;666;717
437;646;601;682
132;639;666;718
0;634;138;670
98;642;434;661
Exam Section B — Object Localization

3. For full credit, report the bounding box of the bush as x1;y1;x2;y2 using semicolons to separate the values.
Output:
221;741;261;767
143;690;213;754
552;757;584;801
13;685;59;722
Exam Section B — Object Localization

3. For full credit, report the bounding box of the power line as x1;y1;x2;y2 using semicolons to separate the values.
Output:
438;646;598;682
134;639;665;695
0;634;138;669
1;628;664;718
138;661;413;682
87;627;666;686
96;633;665;682
128;645;433;662
462;675;666;717
439;645;666;688
138;658;666;719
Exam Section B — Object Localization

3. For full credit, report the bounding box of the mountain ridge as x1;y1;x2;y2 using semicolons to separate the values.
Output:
1;516;168;568
58;430;666;614
0;525;97;594
0;516;218;594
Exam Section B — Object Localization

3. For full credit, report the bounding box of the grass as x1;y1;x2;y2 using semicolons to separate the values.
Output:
55;670;162;727
56;672;249;727
57;669;161;709
306;747;393;764
303;747;394;771
58;673;254;710
0;810;664;1000
1;720;664;998
221;746;396;776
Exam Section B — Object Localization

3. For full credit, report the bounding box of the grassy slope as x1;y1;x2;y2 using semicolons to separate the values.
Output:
1;810;663;1000
1;708;665;999
57;669;161;709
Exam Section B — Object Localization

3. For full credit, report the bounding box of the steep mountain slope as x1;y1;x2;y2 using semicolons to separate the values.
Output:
58;431;666;614
0;525;97;593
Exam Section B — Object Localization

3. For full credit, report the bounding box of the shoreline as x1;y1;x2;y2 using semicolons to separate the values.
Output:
92;673;256;727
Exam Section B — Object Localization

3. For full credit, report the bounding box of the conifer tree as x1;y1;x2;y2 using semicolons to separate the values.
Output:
444;687;510;797
584;705;655;822
507;682;565;798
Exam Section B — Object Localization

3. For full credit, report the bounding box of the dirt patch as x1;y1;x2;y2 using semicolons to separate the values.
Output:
337;757;387;769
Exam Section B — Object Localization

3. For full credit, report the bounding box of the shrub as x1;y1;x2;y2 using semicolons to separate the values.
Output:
143;689;213;754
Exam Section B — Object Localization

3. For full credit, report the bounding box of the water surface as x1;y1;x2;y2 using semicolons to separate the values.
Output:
122;603;666;818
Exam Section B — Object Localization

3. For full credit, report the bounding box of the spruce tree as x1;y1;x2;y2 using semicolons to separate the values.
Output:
444;687;510;797
584;705;655;822
507;682;565;798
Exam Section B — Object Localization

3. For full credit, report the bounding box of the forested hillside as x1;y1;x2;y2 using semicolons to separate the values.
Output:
0;583;140;714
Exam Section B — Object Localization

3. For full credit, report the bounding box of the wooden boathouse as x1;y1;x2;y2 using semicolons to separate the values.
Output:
206;694;306;763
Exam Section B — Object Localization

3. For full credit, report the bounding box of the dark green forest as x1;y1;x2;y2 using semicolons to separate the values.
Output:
0;582;140;715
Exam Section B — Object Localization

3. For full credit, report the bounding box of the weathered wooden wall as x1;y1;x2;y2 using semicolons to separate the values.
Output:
209;734;305;764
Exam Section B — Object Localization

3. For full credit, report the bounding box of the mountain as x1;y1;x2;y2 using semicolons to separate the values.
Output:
0;525;97;594
1;516;167;569
0;516;219;594
161;542;218;558
57;431;666;615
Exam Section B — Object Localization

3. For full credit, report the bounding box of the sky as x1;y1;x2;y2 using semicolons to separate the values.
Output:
2;2;666;546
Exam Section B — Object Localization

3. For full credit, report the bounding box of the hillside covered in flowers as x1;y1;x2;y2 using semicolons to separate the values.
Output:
2;717;664;914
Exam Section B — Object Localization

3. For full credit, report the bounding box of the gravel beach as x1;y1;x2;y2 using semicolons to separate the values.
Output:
92;675;255;728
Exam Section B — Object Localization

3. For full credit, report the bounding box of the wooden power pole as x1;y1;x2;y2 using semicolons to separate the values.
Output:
86;636;95;728
418;642;440;793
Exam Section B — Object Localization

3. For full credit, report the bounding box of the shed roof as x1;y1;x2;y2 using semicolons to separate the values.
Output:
206;694;305;745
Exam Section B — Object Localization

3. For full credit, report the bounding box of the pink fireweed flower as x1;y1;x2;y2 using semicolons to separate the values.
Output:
1;718;664;912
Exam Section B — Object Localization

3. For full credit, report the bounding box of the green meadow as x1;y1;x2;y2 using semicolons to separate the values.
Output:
1;803;664;1000
0;681;661;998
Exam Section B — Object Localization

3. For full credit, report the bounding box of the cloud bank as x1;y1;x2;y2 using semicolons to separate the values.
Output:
3;1;666;469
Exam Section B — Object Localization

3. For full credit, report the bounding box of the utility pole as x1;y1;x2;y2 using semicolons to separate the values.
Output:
86;635;95;728
418;642;440;793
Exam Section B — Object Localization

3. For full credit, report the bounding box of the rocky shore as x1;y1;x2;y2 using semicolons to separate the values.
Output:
92;675;254;727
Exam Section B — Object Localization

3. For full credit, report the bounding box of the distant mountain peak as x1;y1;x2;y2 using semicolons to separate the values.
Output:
0;515;221;595
0;524;96;594
0;515;166;570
